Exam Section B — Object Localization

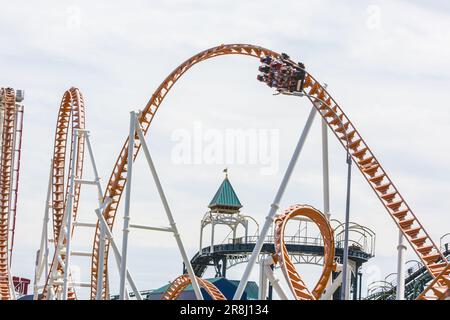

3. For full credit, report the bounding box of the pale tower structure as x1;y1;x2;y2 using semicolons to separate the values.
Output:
198;170;258;277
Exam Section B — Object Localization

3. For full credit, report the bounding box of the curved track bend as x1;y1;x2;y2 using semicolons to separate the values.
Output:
274;204;335;300
161;275;226;300
89;44;279;299
89;44;448;300
40;87;86;300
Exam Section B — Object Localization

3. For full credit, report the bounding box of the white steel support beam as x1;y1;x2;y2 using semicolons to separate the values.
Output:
265;266;288;300
321;94;332;293
38;129;109;300
258;260;268;300
133;111;203;300
321;118;330;219
83;130;104;203
199;224;203;253
118;114;135;300
79;130;109;300
94;201;142;300
263;256;288;300
211;222;215;253
396;230;406;300
234;106;317;300
33;160;52;300
96;220;107;300
71;251;92;257
61;130;79;300
46;131;80;300
321;270;343;300
73;221;97;228
342;260;354;300
129;224;173;232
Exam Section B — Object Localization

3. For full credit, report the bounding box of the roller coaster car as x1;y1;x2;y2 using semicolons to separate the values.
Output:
257;54;306;93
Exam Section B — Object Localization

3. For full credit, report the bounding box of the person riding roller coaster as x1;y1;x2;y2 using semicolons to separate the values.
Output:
257;53;306;93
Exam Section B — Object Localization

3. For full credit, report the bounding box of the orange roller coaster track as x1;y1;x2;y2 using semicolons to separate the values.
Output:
161;275;226;300
274;205;335;300
89;44;448;300
51;88;86;243
40;87;86;300
0;88;23;300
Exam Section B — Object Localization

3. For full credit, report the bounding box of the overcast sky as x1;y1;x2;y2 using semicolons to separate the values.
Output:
1;0;450;299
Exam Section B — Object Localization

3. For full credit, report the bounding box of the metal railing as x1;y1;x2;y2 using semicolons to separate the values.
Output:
229;235;324;247
198;234;372;258
365;242;450;300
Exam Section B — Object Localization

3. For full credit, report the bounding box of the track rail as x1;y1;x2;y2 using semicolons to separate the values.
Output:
89;43;448;299
299;73;449;297
274;205;335;300
51;88;86;243
0;88;17;299
40;87;86;300
417;263;450;300
161;274;226;300
90;44;279;299
8;105;24;266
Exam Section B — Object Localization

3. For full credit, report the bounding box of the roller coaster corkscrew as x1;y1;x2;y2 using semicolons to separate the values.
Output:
2;43;449;300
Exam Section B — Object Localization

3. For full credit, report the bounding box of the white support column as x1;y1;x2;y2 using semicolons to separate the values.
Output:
263;256;288;300
210;222;215;253
33;160;52;300
244;221;248;242
199;224;203;253
94;203;142;300
84;131;103;203
234;106;317;300
96;221;106;299
82;131;108;300
321;107;332;298
40;129;113;300
119;113;135;300
342;260;354;300
265;267;288;300
61;130;79;300
321;118;330;219
396;230;406;300
258;260;267;300
133;112;203;300
321;268;343;300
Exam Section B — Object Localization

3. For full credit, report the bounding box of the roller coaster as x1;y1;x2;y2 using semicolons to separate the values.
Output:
1;43;449;300
0;88;24;300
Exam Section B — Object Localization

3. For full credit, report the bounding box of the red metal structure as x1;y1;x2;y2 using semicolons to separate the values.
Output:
0;88;24;300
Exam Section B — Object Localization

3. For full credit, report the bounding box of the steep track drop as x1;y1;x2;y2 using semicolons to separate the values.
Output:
300;73;449;300
89;44;448;300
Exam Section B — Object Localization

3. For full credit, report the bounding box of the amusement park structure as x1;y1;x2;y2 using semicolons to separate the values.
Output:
0;88;24;300
1;43;449;300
